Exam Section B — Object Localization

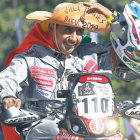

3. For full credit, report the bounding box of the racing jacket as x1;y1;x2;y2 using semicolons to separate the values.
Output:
0;42;112;103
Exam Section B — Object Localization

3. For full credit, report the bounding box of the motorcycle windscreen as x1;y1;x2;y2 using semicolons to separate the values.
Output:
73;74;115;135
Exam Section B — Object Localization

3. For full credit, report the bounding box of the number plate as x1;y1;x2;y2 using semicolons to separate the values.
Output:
74;82;114;118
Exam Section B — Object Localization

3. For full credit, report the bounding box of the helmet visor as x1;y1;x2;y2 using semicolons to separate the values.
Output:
112;53;140;82
115;65;140;82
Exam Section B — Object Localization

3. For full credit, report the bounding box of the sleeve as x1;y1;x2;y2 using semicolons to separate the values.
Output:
0;54;29;102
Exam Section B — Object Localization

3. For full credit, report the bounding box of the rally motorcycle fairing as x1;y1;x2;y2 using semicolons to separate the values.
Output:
56;72;121;139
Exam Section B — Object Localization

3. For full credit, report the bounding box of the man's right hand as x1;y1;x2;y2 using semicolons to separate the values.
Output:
83;2;113;18
2;97;21;110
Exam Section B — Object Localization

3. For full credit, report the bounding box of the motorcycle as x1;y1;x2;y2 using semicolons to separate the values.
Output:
0;70;140;140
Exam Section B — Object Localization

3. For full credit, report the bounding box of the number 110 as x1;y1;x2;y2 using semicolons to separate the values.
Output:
82;97;109;114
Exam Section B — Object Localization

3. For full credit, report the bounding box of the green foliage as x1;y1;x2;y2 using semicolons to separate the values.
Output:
121;0;139;5
112;74;140;102
99;33;110;43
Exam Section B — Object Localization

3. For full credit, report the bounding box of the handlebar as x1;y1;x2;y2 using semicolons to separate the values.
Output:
0;99;66;127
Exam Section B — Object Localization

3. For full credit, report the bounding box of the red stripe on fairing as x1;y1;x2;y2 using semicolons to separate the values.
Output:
80;116;106;135
79;75;109;83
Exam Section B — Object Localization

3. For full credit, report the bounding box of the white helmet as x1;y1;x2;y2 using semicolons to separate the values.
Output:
110;1;140;82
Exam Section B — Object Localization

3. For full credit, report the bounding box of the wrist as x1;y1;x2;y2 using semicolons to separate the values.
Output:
107;11;119;23
2;96;17;101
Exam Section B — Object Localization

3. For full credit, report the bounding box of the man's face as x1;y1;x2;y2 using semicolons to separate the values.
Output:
53;25;84;55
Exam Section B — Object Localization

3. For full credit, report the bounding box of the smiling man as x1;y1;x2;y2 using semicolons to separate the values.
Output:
0;2;114;140
50;24;84;55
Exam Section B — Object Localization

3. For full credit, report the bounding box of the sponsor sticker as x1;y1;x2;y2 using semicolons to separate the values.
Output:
36;86;54;99
106;132;123;140
56;129;80;140
89;118;104;134
78;82;95;96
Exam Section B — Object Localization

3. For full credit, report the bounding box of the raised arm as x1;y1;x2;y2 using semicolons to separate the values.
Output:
84;2;113;18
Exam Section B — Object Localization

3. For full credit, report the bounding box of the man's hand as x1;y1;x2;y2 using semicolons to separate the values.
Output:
2;97;21;110
84;2;113;18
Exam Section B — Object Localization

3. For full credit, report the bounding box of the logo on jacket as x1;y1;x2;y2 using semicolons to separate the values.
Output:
23;49;35;55
30;66;56;88
30;66;56;78
36;86;54;99
83;60;98;72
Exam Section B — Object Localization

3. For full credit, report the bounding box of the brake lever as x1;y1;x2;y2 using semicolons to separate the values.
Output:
118;100;140;119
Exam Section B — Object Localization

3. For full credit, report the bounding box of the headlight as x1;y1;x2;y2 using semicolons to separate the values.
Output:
104;117;120;136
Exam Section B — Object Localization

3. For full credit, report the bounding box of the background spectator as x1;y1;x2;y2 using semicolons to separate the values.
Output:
129;97;140;140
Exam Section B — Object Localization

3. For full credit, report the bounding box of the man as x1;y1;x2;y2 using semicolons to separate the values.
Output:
129;97;140;140
0;1;116;140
